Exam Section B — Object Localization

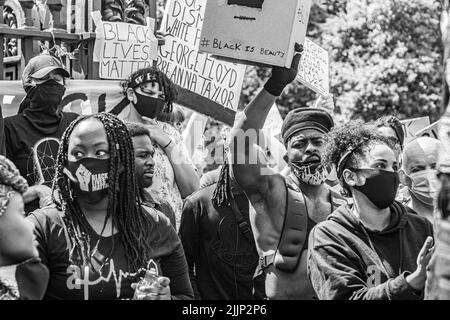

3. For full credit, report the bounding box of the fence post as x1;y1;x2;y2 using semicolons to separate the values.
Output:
0;0;5;79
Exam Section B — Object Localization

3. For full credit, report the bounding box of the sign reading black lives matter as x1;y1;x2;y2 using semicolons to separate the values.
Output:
157;0;246;111
92;11;158;80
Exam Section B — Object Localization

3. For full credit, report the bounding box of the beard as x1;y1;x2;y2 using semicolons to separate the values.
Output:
290;161;328;186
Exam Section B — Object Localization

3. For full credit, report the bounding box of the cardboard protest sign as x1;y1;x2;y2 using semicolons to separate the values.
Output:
157;0;246;111
401;116;430;143
296;38;329;96
92;11;158;80
415;121;440;139
199;0;312;67
0;80;237;125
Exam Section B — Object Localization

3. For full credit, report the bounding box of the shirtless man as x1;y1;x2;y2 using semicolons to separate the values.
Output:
230;48;345;299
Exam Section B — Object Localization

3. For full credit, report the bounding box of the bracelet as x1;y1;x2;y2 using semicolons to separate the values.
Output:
162;140;173;149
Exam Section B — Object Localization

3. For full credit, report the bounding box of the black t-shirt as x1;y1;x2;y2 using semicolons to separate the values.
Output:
26;206;194;300
4;112;79;212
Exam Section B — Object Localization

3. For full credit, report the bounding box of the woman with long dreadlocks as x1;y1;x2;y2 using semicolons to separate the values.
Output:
20;113;193;300
119;67;199;228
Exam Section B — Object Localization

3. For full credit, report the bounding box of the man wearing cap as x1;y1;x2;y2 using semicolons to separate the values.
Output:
229;47;345;299
4;53;78;214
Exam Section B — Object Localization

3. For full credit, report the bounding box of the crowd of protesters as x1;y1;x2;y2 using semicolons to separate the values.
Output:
0;44;446;300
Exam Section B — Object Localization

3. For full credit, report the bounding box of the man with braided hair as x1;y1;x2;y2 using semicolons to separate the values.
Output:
229;44;346;299
0;155;49;300
18;113;193;300
179;160;264;300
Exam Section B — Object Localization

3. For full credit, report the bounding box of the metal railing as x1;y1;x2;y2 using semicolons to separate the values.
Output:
1;0;157;80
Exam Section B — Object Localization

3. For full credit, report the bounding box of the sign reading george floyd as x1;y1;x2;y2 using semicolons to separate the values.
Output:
296;38;329;96
157;0;245;111
92;11;158;80
199;0;312;67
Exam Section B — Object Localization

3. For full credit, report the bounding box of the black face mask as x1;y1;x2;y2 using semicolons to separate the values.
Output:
133;91;166;119
30;80;66;112
65;158;110;204
353;169;399;209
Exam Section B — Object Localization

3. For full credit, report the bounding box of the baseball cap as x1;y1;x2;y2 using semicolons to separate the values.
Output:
22;54;70;92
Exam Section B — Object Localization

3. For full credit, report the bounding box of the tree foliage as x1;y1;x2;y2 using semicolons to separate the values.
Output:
157;0;442;123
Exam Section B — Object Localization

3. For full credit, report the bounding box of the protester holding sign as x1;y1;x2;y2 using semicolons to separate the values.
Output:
4;54;79;214
308;121;434;300
0;155;49;300
21;113;193;300
120;67;199;227
229;44;346;299
400;137;442;222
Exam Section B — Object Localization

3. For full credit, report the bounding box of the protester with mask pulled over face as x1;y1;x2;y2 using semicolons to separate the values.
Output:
400;137;442;222
308;121;434;300
4;54;79;214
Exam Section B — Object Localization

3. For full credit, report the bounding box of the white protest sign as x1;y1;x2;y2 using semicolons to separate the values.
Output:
296;38;329;96
401;116;430;143
157;0;246;111
415;121;440;139
92;11;158;80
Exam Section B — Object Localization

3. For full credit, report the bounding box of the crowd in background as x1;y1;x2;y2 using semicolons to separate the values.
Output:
0;47;446;300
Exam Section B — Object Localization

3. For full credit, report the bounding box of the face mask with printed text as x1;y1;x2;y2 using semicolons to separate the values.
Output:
65;158;110;204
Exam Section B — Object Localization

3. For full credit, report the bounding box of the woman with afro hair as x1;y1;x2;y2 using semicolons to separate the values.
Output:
307;120;434;300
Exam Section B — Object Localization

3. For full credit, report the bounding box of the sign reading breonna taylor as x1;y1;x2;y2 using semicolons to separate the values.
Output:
92;11;159;80
157;0;246;111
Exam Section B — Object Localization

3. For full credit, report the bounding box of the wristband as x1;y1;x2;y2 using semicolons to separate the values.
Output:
163;140;173;149
264;77;287;97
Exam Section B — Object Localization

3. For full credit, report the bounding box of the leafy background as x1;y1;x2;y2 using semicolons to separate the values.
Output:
157;0;443;172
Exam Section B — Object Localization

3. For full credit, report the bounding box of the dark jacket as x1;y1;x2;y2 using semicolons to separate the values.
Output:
179;184;263;300
308;201;433;300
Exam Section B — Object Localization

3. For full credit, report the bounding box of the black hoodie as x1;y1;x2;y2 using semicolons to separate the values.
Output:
307;201;433;300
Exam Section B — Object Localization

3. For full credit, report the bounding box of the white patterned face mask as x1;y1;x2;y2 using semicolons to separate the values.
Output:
290;161;328;186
